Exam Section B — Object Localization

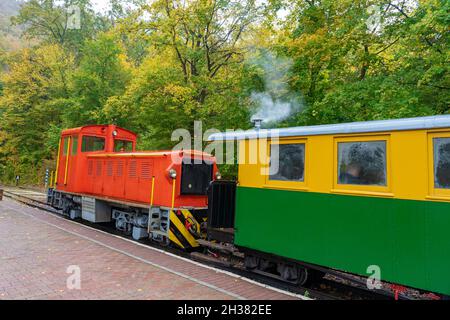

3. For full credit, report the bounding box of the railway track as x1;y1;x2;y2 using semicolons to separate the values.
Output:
1;187;413;300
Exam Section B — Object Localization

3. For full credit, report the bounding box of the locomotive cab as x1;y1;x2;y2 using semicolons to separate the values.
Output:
55;125;137;194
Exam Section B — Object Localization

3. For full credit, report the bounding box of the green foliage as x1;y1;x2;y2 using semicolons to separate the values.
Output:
102;0;258;149
11;0;109;53
0;44;75;184
68;32;132;126
0;0;448;185
274;0;449;126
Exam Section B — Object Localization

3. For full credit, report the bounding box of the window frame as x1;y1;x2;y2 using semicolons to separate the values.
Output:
264;138;308;191
81;135;106;153
333;135;392;196
114;139;134;153
428;131;450;198
71;136;78;155
62;137;69;156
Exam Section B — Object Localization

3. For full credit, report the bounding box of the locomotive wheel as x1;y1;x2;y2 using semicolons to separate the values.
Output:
244;255;259;270
259;258;276;272
277;263;308;286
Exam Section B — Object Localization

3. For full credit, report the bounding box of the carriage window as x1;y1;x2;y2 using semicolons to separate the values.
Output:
338;141;387;186
71;137;78;155
433;138;450;189
269;144;305;182
62;137;69;156
114;140;133;152
81;136;105;152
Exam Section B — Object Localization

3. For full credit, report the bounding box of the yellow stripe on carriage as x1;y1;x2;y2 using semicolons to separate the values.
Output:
237;129;440;202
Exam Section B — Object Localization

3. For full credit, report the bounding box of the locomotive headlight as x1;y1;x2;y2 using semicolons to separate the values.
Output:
215;171;222;180
169;169;177;179
112;130;118;137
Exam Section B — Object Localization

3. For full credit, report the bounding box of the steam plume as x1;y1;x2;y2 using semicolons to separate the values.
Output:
250;51;303;126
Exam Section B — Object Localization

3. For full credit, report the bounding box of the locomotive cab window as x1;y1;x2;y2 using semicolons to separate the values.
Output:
114;140;133;152
62;137;69;156
71;136;78;155
81;136;105;153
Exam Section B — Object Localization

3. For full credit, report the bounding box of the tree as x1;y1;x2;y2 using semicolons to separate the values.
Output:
0;44;75;183
12;0;108;53
273;0;449;125
103;45;252;150
106;0;259;148
0;0;448;185
132;0;261;102
67;32;132;126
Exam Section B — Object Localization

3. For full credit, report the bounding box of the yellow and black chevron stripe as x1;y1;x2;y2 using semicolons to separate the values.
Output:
168;209;202;250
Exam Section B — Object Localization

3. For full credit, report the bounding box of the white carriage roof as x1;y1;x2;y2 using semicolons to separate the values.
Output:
207;115;450;141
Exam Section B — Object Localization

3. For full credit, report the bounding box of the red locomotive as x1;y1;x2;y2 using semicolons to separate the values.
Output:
48;124;220;249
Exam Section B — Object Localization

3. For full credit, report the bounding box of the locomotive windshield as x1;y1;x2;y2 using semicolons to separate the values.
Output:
180;158;214;195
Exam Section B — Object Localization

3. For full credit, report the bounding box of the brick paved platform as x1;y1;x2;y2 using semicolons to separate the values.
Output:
0;197;304;300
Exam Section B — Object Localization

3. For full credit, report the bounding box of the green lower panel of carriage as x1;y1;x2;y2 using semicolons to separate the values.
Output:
234;187;450;295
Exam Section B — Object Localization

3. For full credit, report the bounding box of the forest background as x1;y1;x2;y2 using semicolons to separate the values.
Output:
0;0;448;184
